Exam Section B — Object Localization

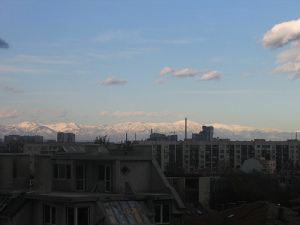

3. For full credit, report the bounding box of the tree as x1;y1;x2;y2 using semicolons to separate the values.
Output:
94;135;109;148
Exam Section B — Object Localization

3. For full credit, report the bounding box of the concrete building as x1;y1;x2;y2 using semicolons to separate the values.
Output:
134;138;300;172
192;126;214;141
4;135;43;143
0;145;185;225
278;160;300;190
57;132;75;143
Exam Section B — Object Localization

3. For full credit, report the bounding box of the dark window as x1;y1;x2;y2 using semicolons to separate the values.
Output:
155;204;170;224
44;204;56;224
54;164;71;179
67;206;89;225
98;165;105;180
98;165;111;192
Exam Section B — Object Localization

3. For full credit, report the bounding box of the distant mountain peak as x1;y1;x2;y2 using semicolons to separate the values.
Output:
0;120;294;142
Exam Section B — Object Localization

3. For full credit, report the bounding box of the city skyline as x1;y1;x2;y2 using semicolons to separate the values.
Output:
1;1;300;132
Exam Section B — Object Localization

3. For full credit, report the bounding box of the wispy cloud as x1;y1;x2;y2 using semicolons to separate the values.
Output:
156;67;221;83
0;109;25;119
32;108;47;114
93;80;102;85
0;38;9;49
196;71;221;81
0;64;49;74
156;78;169;84
99;110;169;118
242;73;253;77
88;48;158;59
4;55;77;65
55;108;68;118
102;77;127;86
173;68;201;78
173;112;196;118
0;64;67;75
94;30;203;45
4;86;24;94
159;67;174;76
176;90;275;94
262;18;300;80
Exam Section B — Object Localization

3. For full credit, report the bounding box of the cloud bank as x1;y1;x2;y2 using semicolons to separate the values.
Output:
100;110;169;118
262;18;300;80
0;109;25;119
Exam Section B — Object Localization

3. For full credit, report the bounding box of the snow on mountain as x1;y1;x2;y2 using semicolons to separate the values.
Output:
0;120;295;142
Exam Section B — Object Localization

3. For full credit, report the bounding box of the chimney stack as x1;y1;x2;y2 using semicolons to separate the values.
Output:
185;118;187;140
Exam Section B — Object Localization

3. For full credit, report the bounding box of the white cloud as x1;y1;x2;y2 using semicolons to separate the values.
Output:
159;67;174;76
100;110;169;118
287;72;300;80
273;61;300;75
276;47;300;63
197;71;221;81
262;19;300;49
102;77;127;86
262;19;300;80
242;73;253;77
156;78;169;84
173;112;196;118
0;109;25;119
173;68;200;78
93;80;102;85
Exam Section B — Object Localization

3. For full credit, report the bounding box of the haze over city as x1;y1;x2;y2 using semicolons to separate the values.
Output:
1;0;300;133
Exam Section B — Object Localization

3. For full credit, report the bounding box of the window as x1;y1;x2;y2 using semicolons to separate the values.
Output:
76;165;86;191
67;206;89;225
155;203;170;224
54;164;71;179
44;204;56;225
98;165;111;192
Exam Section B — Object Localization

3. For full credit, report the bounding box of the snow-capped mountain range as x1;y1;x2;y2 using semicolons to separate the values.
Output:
0;120;298;142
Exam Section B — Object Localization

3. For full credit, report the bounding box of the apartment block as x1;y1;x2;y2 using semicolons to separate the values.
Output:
134;139;300;172
57;132;75;143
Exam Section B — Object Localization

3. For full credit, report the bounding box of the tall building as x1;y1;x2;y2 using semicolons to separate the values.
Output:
57;132;75;143
192;126;214;141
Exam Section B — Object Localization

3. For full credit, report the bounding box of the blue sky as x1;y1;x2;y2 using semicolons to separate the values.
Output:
1;0;300;131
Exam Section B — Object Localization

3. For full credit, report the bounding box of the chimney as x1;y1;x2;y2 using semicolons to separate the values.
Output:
185;118;187;140
126;133;128;143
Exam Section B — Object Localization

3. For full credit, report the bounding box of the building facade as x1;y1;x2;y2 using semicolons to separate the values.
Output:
0;146;185;225
57;132;75;143
134;139;300;172
4;135;43;143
